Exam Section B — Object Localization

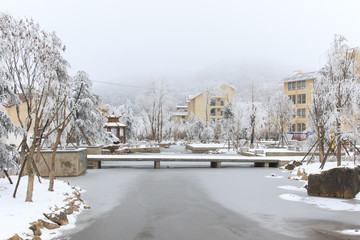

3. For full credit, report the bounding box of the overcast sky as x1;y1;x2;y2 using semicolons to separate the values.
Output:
2;0;360;103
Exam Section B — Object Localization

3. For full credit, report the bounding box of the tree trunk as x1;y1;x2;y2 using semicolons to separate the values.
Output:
317;125;325;164
25;150;35;202
336;121;342;166
48;130;63;191
250;114;255;149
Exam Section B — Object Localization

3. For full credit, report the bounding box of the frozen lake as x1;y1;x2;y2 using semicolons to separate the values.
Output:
58;160;360;240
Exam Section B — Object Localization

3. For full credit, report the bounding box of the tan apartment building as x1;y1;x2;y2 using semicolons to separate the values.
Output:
282;47;360;134
171;84;235;124
186;84;235;123
170;106;188;124
282;71;317;133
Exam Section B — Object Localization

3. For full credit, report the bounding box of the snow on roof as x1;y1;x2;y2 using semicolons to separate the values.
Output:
187;84;235;101
281;71;319;83
176;105;188;108
187;92;202;100
222;83;236;90
107;114;121;118
105;122;127;127
172;112;188;116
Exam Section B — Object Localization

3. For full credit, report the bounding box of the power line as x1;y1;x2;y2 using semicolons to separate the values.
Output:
91;79;199;95
91;80;147;89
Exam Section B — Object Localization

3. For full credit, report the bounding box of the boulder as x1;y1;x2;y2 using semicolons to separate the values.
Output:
285;161;303;171
7;234;23;240
44;211;69;226
65;206;74;215
29;221;43;236
40;220;60;230
293;161;302;167
103;145;120;153
285;164;295;170
307;167;360;198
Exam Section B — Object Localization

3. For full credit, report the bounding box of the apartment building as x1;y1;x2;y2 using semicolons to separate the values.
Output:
186;84;235;123
282;71;318;133
170;106;188;124
171;84;235;124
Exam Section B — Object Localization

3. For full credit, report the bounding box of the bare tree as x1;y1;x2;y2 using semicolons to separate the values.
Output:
321;35;360;166
136;80;172;143
0;13;70;201
269;91;295;147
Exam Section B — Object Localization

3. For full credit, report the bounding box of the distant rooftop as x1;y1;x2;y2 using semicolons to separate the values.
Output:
171;112;188;116
187;84;235;100
281;71;319;82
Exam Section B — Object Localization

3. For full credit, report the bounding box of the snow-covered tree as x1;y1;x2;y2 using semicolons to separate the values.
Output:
0;51;21;173
69;71;106;146
269;91;295;147
240;85;266;148
113;99;136;140
307;74;333;165
259;89;278;140
309;35;360;167
45;64;74;192
0;13;71;201
135;80;173;142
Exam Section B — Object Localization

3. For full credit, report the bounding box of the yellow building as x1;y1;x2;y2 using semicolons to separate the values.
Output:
185;84;235;123
2;95;32;146
282;71;317;133
170;106;188;124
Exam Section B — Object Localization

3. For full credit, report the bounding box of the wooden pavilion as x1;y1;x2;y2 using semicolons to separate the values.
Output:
104;115;127;143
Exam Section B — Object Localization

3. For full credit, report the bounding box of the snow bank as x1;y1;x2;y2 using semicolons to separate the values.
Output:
0;176;85;239
280;160;360;211
295;161;358;175
187;143;228;148
279;193;360;211
337;229;360;236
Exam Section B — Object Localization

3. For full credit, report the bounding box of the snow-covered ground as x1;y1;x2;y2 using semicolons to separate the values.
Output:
186;143;228;148
0;176;85;240
2;144;359;239
279;160;360;235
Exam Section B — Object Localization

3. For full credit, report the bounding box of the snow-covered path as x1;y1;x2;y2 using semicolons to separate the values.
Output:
59;163;360;240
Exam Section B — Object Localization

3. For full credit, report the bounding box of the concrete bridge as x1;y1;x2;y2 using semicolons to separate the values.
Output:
87;154;290;169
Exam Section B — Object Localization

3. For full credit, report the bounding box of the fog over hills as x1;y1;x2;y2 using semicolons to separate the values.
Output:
94;59;309;106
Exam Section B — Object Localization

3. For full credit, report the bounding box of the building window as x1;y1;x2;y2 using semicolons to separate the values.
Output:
221;111;224;116
297;123;306;132
221;101;224;106
289;95;296;104
288;123;296;132
297;108;306;118
288;82;296;91
210;99;216;106
297;94;306;104
210;108;216;116
297;80;306;89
